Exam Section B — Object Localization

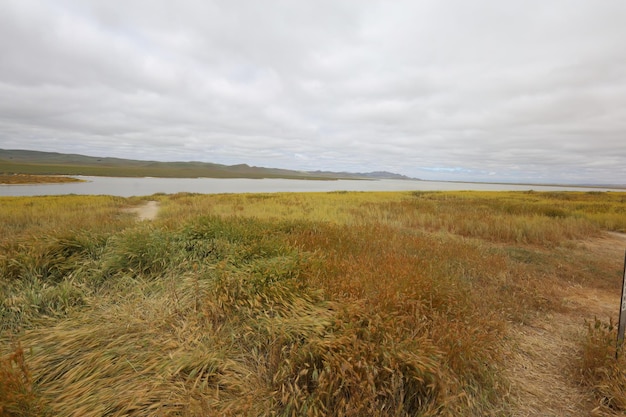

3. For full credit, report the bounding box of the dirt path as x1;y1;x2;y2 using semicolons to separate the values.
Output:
505;232;625;416
124;200;160;221
505;313;596;416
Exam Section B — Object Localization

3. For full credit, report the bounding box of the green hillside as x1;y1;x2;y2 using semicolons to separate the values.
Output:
0;149;412;180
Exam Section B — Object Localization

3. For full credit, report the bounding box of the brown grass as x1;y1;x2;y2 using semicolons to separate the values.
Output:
579;318;626;415
0;174;83;184
1;190;625;416
0;342;49;416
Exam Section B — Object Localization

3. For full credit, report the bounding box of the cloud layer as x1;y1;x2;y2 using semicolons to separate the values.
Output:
1;0;625;183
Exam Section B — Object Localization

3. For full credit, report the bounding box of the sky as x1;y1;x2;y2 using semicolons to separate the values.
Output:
1;0;626;184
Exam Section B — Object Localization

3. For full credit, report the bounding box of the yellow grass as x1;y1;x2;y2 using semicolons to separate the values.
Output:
0;174;83;184
1;190;625;416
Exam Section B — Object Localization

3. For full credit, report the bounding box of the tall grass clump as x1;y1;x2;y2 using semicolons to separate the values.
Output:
286;221;509;413
0;342;49;416
0;229;113;332
101;224;175;279
578;318;626;414
0;196;137;333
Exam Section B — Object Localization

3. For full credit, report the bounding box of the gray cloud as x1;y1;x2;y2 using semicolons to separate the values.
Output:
1;0;625;183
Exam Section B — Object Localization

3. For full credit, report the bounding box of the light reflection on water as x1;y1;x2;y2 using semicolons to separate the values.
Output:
0;176;622;197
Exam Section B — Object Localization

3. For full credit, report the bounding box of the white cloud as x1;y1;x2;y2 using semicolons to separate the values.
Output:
0;0;625;183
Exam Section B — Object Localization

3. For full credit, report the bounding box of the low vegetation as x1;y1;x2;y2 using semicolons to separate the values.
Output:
0;174;83;184
1;190;625;416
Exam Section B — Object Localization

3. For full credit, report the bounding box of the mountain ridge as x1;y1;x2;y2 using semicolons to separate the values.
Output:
0;149;416;180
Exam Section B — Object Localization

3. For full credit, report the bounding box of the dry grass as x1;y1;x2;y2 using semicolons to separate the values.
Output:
0;342;49;416
0;174;83;184
1;190;625;416
578;319;626;415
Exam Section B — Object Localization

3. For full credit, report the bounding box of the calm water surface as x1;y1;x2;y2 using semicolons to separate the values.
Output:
1;177;622;197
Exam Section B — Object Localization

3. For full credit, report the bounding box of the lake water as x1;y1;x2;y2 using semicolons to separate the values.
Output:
0;176;623;197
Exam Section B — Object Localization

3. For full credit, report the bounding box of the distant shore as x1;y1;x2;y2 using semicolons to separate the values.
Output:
0;174;85;185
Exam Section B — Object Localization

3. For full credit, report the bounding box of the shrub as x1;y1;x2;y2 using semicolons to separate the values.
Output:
0;343;48;416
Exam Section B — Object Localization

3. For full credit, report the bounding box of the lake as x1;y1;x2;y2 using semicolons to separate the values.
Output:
0;176;623;197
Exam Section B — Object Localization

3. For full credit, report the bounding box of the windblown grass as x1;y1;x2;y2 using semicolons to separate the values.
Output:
0;195;136;242
1;190;625;415
578;318;626;415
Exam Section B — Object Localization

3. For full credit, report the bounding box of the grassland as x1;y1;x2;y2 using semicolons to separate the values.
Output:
1;191;625;416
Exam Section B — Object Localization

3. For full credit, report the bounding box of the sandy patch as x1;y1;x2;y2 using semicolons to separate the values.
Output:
124;201;160;221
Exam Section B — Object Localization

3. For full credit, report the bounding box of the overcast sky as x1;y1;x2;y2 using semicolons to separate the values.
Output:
1;0;625;183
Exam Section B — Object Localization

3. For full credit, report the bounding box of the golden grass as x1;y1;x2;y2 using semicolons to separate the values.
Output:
0;195;138;242
578;318;626;415
0;174;83;184
1;190;625;415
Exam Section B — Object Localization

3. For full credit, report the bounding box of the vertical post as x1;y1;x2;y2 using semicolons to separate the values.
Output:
618;250;626;351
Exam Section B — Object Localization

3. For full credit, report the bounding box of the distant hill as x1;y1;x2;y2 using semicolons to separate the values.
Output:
309;170;413;180
0;149;416;180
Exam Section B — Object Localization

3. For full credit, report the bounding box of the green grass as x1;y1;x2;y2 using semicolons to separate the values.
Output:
1;191;625;416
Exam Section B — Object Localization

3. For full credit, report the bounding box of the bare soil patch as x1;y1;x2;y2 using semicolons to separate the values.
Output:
123;200;160;221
